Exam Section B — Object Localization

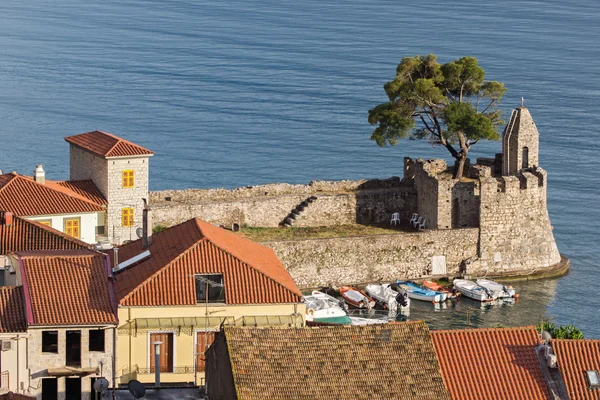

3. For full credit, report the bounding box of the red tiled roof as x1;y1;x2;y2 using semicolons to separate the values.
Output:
55;180;107;205
552;339;600;400
431;327;550;400
114;218;302;306
65;130;154;158
0;392;36;400
215;322;450;399
18;250;117;326
0;210;90;255
0;173;105;216
0;287;27;333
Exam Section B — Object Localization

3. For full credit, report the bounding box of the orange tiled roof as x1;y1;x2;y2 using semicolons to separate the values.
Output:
114;218;302;306
55;180;107;205
0;173;105;216
431;326;550;400
18;250;117;326
65;130;154;158
217;322;450;399
553;339;600;400
0;287;27;333
0;210;90;255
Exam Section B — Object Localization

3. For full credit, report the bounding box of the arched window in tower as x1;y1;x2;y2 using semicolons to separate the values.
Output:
522;147;529;169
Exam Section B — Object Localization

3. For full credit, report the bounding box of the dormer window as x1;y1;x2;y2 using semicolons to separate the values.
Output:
195;274;225;303
587;370;600;389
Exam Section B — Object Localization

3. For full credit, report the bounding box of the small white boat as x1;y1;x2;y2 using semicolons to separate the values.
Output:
348;316;389;325
394;281;446;303
303;291;348;323
453;279;497;302
476;279;517;299
365;283;410;312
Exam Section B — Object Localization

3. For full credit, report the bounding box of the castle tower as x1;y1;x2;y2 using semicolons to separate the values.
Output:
502;106;539;176
65;130;154;244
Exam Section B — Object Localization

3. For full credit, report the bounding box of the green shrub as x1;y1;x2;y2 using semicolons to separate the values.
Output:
537;321;584;340
152;224;169;234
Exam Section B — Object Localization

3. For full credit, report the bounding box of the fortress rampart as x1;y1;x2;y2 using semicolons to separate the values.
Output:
149;106;565;286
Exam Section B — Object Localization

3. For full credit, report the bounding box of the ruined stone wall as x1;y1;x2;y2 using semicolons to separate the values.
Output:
150;178;416;228
264;229;479;288
476;167;561;273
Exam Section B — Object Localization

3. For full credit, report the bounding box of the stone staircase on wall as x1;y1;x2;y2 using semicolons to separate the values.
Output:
279;196;318;227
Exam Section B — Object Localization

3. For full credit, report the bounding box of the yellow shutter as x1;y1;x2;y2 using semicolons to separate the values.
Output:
122;170;135;188
122;208;134;227
65;219;80;238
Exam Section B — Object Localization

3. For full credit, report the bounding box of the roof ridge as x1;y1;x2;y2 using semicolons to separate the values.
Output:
28;176;106;209
432;325;537;333
0;173;18;195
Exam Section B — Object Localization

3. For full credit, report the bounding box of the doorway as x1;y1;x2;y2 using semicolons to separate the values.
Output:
66;330;81;367
65;377;81;400
149;332;174;372
41;378;57;400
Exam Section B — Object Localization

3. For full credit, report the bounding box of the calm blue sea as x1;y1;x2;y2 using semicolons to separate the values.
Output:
1;0;598;336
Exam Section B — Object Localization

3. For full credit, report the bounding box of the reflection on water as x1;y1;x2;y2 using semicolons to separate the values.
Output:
344;278;559;330
401;279;559;330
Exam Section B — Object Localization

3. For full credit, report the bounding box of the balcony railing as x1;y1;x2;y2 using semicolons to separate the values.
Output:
137;366;196;375
1;371;9;391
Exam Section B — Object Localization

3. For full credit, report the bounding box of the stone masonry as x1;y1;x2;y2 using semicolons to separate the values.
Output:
27;327;115;400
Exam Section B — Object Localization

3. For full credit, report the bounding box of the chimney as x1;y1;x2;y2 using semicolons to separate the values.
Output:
4;212;13;226
142;198;152;248
33;164;45;184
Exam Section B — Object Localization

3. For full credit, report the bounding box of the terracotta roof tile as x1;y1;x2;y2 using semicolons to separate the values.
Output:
0;287;27;333
18;250;117;326
0;210;90;255
65;130;154;158
431;326;550;400
55;180;107;205
0;173;105;216
552;339;600;400
114;218;302;306
217;321;450;399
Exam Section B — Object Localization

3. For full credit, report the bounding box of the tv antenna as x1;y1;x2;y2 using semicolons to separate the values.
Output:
128;380;146;399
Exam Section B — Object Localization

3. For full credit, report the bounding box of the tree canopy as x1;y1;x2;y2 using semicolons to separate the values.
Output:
368;55;507;179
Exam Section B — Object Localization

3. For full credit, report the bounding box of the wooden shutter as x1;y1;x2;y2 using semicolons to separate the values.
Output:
149;333;174;373
196;331;216;372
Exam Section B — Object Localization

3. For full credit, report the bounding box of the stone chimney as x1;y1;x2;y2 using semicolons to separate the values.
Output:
3;212;13;226
142;198;152;249
33;164;45;184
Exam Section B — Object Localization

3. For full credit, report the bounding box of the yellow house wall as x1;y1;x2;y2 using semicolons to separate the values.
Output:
116;303;305;385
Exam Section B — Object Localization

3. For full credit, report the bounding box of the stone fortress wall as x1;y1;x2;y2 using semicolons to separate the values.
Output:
149;107;564;287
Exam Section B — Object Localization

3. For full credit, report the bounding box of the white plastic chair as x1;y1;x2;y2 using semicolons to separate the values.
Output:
390;212;400;226
412;216;422;228
409;213;418;225
417;218;427;231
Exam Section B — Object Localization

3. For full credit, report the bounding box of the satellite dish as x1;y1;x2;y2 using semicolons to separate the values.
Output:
128;380;146;399
136;227;143;239
93;378;109;393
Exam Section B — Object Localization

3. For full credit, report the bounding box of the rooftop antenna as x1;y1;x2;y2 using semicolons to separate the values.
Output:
128;380;146;399
93;378;109;399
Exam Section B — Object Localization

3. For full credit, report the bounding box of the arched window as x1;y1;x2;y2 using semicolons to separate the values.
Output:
522;147;529;169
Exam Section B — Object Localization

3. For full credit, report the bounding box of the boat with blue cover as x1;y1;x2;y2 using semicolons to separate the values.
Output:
393;281;447;303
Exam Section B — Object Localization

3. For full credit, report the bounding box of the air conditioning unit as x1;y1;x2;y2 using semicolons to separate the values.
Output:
547;354;558;369
1;340;12;351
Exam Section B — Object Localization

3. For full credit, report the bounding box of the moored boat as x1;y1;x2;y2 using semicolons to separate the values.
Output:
453;279;497;302
303;291;348;323
339;286;376;310
423;280;460;299
364;283;410;313
395;280;446;303
476;279;517;299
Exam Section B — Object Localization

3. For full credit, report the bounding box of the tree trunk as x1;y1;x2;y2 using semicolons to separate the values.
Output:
453;153;468;180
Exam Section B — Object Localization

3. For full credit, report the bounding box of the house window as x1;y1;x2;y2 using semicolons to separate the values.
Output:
122;170;135;188
38;220;52;227
522;147;529;169
149;333;174;373
122;208;134;227
195;274;225;303
64;218;80;239
89;329;105;352
42;331;58;353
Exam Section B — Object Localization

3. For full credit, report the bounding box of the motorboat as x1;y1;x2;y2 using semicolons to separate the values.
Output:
395;280;447;303
303;291;349;324
476;279;517;299
366;283;410;312
339;286;376;310
453;279;497;302
423;280;460;299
